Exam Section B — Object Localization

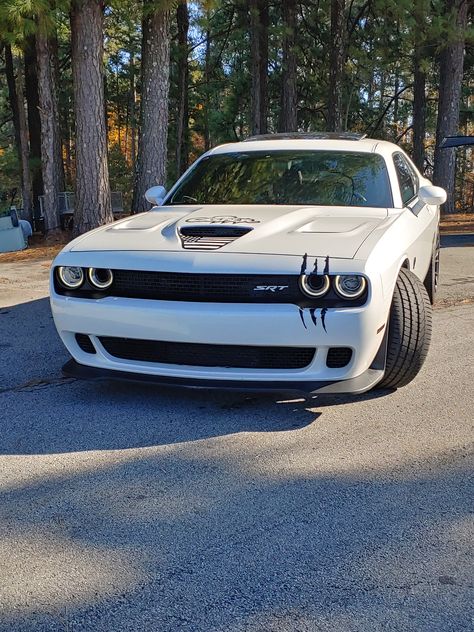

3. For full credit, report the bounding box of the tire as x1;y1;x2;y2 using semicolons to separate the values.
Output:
377;268;432;389
424;232;440;304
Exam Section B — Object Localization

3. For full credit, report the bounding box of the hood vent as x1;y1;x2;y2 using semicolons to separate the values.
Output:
179;226;253;250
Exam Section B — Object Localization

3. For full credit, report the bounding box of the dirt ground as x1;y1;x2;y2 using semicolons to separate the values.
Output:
0;235;67;264
439;212;474;233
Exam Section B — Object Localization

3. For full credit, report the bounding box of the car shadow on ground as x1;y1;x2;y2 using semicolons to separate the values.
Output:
0;297;392;455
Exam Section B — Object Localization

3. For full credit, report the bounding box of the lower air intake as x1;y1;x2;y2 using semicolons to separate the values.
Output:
75;333;96;354
326;347;352;368
99;337;315;370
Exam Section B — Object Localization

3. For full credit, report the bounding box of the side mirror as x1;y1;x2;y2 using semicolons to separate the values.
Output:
418;185;447;206
145;185;167;206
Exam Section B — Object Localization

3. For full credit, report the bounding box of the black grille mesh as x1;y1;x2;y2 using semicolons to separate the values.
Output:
326;347;352;368
75;333;96;354
99;337;315;370
179;226;253;250
110;270;301;303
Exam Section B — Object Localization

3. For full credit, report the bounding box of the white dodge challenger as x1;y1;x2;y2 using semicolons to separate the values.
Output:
50;133;446;394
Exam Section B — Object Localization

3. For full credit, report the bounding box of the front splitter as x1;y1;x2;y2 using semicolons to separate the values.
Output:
63;359;385;395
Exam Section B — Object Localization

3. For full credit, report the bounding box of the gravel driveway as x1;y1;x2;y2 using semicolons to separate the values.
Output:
0;237;473;631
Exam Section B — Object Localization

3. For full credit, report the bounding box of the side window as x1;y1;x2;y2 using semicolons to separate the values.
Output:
393;153;417;205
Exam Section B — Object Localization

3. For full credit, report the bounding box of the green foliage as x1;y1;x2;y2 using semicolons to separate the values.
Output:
108;142;133;210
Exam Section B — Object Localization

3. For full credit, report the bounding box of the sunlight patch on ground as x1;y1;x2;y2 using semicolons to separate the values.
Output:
0;531;144;615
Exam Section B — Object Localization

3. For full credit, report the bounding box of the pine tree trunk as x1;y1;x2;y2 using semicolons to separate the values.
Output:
36;23;61;234
24;35;43;214
130;52;137;165
124;50;136;166
328;0;347;132
433;0;469;213
132;2;171;212
50;31;65;193
279;0;297;132
5;46;33;219
71;0;113;235
4;44;21;156
393;73;399;131
378;71;386;135
412;46;426;172
176;0;189;176
203;18;211;151
64;107;73;184
412;0;429;171
250;0;268;135
259;0;269;133
15;57;33;221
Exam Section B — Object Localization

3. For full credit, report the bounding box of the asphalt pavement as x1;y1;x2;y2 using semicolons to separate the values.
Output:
0;237;473;631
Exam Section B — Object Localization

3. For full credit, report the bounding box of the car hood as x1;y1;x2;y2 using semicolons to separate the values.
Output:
70;204;389;259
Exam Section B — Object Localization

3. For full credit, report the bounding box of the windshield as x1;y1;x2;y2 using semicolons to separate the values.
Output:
168;150;393;207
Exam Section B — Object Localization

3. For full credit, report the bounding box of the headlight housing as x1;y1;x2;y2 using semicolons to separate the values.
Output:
57;266;84;289
333;274;367;299
88;267;114;289
299;274;331;298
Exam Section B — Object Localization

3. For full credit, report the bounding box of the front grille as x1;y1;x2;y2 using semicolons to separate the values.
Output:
326;347;352;368
99;337;315;370
54;268;368;308
75;333;96;354
179;226;252;250
111;270;301;303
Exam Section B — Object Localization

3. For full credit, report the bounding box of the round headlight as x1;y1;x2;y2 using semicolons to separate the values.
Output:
88;267;114;289
299;274;331;298
334;275;367;299
57;266;84;289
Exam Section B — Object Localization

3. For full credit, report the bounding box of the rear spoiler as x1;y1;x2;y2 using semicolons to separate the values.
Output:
439;136;474;148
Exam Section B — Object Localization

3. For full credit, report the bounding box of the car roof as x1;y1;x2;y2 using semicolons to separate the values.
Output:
208;134;399;158
244;132;367;142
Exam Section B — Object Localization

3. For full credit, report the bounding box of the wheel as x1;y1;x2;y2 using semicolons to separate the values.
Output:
424;232;440;304
377;268;432;389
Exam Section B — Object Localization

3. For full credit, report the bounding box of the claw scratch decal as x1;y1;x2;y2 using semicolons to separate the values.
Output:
300;253;308;275
298;255;329;332
298;307;307;329
321;307;328;332
323;255;330;275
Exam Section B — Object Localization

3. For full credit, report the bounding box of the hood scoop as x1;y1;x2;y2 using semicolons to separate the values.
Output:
178;225;253;250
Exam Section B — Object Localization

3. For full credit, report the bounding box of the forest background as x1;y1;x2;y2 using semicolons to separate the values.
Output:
0;0;472;236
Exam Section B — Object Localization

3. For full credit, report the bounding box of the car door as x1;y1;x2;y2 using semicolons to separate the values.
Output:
392;152;435;279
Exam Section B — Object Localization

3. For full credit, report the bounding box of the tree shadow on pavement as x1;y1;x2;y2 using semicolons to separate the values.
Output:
0;445;471;632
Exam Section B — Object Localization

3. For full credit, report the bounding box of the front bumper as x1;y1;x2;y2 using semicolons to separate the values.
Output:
51;288;390;393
